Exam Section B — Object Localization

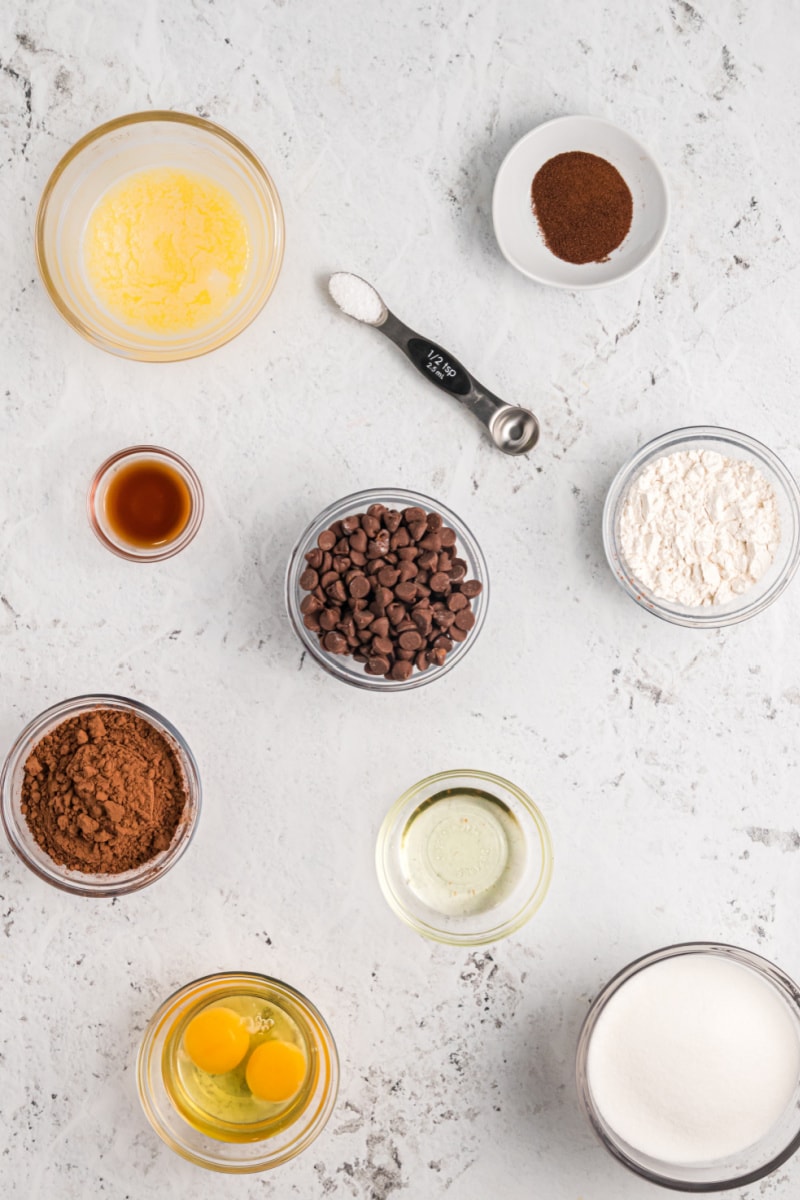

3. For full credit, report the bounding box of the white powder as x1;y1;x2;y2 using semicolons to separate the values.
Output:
328;272;386;325
586;954;800;1164
618;448;780;606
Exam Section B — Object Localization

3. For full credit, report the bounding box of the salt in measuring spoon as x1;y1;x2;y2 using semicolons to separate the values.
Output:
328;272;540;456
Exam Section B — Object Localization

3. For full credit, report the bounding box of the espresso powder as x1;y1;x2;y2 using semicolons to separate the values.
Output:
531;151;633;264
21;707;188;874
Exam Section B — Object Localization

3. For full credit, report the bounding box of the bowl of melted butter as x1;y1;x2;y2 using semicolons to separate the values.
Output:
36;112;284;361
137;972;338;1172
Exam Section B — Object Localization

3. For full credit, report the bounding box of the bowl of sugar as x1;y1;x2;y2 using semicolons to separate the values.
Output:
576;943;800;1191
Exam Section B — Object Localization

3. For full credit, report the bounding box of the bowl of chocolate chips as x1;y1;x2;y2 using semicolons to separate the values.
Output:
285;488;489;691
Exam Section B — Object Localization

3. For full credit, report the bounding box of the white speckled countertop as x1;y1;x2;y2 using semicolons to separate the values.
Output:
2;1;800;1196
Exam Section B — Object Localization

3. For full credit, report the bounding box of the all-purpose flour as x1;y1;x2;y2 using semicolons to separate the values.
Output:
619;448;780;606
586;954;800;1164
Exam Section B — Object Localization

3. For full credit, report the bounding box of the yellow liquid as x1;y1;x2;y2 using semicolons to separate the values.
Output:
83;167;249;333
163;992;311;1142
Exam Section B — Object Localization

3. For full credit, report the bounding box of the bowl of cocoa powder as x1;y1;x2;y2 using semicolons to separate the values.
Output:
286;488;489;691
0;694;200;895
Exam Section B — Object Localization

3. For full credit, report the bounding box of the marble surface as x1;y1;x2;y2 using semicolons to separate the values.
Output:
2;1;800;1196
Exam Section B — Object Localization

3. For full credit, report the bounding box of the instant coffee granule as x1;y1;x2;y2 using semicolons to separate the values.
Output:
20;707;188;875
531;150;633;264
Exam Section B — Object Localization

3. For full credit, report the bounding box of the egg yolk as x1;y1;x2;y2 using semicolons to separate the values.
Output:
183;1006;249;1075
245;1039;306;1102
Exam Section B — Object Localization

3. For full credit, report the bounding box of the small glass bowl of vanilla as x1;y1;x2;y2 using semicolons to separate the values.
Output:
137;972;339;1172
36;112;284;361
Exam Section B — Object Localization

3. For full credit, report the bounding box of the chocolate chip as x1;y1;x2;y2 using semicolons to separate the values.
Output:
460;579;482;598
391;660;413;681
342;514;361;534
299;568;319;589
366;655;390;675
402;507;426;524
319;608;340;631
361;514;380;537
378;567;400;587
318;530;336;551
305;548;323;568
323;631;348;653
454;608;476;631
399;630;423;651
447;592;468;611
440;527;457;547
300;594;323;615
395;581;417;603
349;575;371;599
429;572;451;593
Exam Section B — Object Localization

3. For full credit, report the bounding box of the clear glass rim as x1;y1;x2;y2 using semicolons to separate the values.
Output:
602;426;800;628
34;109;285;363
136;971;340;1173
576;941;800;1191
284;487;490;692
87;445;205;562
375;768;553;945
0;693;201;896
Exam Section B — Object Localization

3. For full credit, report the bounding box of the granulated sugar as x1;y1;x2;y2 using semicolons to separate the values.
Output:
586;954;800;1164
619;448;780;606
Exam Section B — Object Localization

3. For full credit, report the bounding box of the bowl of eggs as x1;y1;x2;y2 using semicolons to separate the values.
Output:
137;972;339;1172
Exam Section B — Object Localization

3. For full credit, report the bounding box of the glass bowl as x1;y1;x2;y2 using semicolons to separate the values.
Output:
602;426;800;627
375;769;553;945
285;488;489;692
0;694;201;896
35;111;284;361
576;942;800;1191
137;972;339;1173
87;445;204;562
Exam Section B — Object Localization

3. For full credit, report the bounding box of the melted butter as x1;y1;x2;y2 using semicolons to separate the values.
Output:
83;167;249;333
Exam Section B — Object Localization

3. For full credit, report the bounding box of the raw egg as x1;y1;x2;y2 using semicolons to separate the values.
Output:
245;1039;306;1102
183;1006;249;1075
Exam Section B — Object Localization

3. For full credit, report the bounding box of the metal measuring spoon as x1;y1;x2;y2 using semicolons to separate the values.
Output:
328;273;540;456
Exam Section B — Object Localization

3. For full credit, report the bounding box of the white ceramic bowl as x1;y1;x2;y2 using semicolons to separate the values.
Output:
492;115;669;289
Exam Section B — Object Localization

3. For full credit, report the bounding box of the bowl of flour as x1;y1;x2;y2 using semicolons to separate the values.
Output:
602;426;800;627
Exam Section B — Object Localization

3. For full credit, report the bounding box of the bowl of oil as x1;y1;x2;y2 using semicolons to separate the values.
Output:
376;769;553;945
36;111;284;362
88;445;204;562
137;972;339;1172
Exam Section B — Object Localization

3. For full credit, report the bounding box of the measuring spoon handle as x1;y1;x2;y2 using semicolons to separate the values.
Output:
379;311;505;429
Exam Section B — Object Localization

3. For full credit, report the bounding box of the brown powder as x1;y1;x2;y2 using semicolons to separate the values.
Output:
531;150;633;264
20;707;188;874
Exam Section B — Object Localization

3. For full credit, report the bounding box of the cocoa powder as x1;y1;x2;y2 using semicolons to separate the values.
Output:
21;707;188;874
